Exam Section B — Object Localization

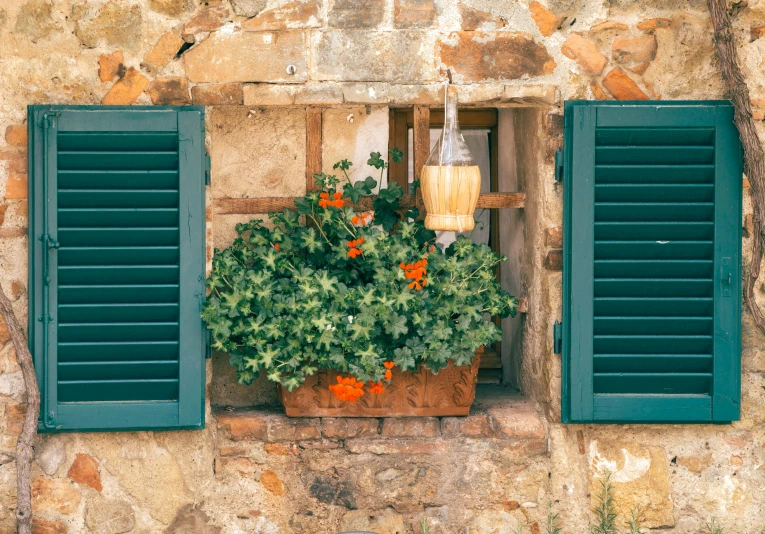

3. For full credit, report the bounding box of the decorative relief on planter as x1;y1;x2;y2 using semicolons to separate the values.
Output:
279;356;481;417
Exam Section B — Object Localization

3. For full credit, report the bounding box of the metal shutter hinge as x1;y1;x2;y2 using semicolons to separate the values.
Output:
555;150;564;182
553;321;562;354
205;154;211;185
205;328;212;359
721;256;732;297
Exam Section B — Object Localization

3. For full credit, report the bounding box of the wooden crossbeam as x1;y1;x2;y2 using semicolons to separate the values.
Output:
212;192;525;215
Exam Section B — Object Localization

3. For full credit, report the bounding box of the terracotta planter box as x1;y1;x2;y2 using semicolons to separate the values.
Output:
279;354;481;417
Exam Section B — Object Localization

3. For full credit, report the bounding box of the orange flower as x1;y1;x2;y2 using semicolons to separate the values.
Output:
384;370;392;381
273;243;280;251
351;215;360;225
369;381;384;394
329;375;365;402
319;192;330;199
346;238;364;258
333;192;343;200
400;258;427;290
333;198;345;208
347;248;362;259
383;361;395;370
351;211;374;226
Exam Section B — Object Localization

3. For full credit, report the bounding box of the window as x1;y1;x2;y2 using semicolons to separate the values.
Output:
561;101;742;423
389;109;504;382
28;106;207;432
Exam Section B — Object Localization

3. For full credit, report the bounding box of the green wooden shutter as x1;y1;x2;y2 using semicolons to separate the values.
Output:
28;106;206;432
562;101;742;423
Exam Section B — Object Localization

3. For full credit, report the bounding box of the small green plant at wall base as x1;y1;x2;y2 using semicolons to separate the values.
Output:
202;150;518;396
705;518;724;534
625;507;645;534
547;502;562;534
589;471;618;534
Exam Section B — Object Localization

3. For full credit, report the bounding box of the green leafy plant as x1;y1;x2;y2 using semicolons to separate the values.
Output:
547;502;562;534
589;471;618;534
625;507;645;534
202;149;518;395
418;518;431;534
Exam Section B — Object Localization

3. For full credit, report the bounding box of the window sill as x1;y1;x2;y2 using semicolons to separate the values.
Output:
213;385;547;454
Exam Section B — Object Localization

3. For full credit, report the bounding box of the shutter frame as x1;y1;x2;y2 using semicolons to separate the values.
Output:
28;105;207;432
562;100;742;424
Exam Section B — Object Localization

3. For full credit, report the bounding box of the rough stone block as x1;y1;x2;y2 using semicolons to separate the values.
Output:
209;107;306;200
322;417;379;439
313;30;434;83
183;6;230;38
5;125;28;148
67;453;102;492
602;68;649;100
441;413;492;437
394;0;437;28
98;51;125;83
0;151;27;173
242;84;295;105
231;0;267;17
267;416;322;441
329;0;384;28
340;509;406;534
341;83;392;104
31;477;81;514
242;0;321;31
488;403;546;439
184;30;307;83
612;35;657;63
381;417;440;438
216;410;269;441
85;497;135;534
191;83;243;105
529;1;560;36
502;84;558;106
293;84;343;105
543;249;562;270
146;77;191;105
458;4;506;31
544;226;562;247
437;32;556;83
215;456;259;477
31;518;67;534
74;1;143;50
637;18;672;32
260;469;287;495
101;67;149;105
264;442;300;456
35;437;67;476
5;173;28;200
150;0;193;16
144;32;184;69
5;403;25;435
561;33;606;74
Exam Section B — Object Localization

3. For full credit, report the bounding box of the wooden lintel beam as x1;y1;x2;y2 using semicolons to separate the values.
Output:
213;192;525;215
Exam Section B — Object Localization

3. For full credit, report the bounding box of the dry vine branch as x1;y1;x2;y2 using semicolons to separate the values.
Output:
0;284;39;534
707;0;765;334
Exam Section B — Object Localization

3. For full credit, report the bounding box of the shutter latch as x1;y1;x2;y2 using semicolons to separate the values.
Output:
204;153;211;185
555;150;564;182
553;321;562;354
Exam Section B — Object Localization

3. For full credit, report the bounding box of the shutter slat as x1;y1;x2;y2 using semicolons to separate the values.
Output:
58;380;179;402
59;228;179;246
57;132;178;151
594;222;714;241
595;184;714;202
59;284;179;304
595;127;714;146
59;303;179;322
58;170;178;189
596;165;714;183
593;335;713;354
594;278;713;297
58;323;179;342
594;260;713;278
58;247;179;265
58;151;179;170
59;208;179;227
594;241;713;260
595;203;714;221
58;361;178;381
596;146;714;165
594;354;713;373
58;341;179;362
594;317;713;335
58;265;179;284
594;297;713;316
59;191;178;208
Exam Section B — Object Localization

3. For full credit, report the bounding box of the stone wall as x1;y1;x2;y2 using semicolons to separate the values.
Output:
1;0;765;532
